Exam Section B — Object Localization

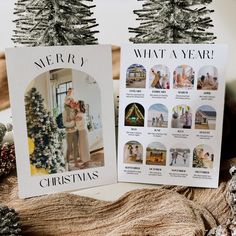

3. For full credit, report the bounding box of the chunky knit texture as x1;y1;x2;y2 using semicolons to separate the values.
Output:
0;158;234;236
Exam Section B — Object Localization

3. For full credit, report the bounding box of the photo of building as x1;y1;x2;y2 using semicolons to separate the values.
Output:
126;64;146;88
195;105;216;130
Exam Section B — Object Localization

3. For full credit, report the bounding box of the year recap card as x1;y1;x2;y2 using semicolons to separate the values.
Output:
6;45;116;198
118;44;228;188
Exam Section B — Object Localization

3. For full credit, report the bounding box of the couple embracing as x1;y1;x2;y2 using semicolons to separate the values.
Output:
62;88;90;170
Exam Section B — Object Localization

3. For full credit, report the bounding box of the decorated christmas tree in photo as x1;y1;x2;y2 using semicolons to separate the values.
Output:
129;0;216;43
12;0;99;46
25;87;65;174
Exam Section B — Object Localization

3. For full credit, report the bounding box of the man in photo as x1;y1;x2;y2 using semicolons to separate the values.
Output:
183;111;192;129
133;145;142;162
62;88;79;171
64;88;74;105
170;149;179;166
205;72;214;86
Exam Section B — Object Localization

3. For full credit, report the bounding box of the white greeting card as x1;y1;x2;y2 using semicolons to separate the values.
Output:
6;45;116;198
118;44;228;188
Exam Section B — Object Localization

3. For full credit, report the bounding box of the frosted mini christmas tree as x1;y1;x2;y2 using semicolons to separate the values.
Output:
12;0;99;46
129;0;216;43
25;87;65;174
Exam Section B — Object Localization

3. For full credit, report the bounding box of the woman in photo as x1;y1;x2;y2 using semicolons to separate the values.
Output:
161;74;169;89
75;100;91;166
133;145;142;162
151;70;162;88
182;150;188;165
159;113;164;127
62;102;79;170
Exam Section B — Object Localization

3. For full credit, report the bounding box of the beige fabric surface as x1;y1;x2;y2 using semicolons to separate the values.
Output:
0;158;233;236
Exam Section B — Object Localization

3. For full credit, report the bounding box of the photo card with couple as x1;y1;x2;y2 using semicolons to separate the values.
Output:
6;45;116;198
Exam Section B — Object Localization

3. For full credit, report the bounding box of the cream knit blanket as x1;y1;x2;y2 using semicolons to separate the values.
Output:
0;165;232;236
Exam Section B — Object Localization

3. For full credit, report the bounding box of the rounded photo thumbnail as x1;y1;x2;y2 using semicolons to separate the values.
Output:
171;105;192;129
146;142;167;166
193;144;214;169
173;65;195;89
124;103;145;127
25;68;104;176
197;66;218;90
124;141;143;164
147;104;168;128
149;65;170;89
126;64;146;89
195;105;216;130
169;144;190;167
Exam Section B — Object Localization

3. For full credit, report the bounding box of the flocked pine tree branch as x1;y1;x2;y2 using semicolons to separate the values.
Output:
129;0;216;44
12;0;99;46
0;205;21;235
25;88;65;174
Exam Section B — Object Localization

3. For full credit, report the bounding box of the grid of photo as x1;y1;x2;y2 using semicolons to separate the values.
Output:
122;63;220;170
125;64;219;91
119;44;227;189
122;141;214;169
124;103;217;130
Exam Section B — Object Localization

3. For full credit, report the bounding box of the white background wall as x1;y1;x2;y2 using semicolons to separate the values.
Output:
0;0;236;81
72;70;102;125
